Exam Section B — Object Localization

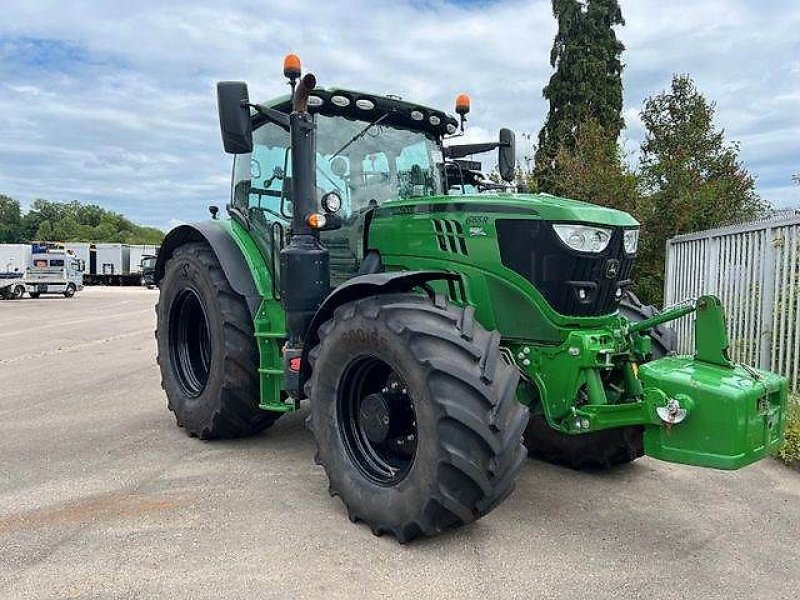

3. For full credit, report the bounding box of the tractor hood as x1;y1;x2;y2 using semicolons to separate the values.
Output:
374;193;639;227
368;191;640;327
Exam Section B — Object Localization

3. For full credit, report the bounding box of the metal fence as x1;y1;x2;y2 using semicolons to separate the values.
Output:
664;210;800;392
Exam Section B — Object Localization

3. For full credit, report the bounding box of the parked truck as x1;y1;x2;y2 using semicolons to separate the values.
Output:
140;254;158;288
0;274;26;299
0;244;31;300
129;245;160;276
25;249;84;298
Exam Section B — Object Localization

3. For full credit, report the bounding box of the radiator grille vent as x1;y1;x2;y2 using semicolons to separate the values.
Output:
431;219;468;256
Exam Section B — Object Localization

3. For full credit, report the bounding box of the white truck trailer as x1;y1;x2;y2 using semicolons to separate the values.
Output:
71;243;140;285
0;243;32;275
95;243;130;277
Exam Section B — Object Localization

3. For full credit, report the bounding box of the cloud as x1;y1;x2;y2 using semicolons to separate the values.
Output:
0;0;797;231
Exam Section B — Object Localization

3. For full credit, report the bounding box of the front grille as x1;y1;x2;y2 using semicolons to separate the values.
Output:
496;219;635;317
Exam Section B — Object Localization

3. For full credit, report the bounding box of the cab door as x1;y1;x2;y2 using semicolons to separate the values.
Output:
231;123;292;296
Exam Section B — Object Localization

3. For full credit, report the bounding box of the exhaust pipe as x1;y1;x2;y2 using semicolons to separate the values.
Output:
281;72;329;399
288;73;319;237
292;72;316;113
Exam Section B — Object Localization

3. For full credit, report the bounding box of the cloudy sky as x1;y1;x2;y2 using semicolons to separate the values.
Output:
1;0;798;231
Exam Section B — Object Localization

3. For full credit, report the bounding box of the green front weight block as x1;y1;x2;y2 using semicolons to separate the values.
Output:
523;295;789;470
640;296;788;469
639;357;787;469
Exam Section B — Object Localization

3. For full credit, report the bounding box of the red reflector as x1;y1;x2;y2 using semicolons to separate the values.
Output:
289;357;301;372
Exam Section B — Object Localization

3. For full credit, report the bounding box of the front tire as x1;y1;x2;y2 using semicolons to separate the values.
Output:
63;284;76;298
156;241;279;439
308;294;528;542
13;285;25;299
523;292;676;470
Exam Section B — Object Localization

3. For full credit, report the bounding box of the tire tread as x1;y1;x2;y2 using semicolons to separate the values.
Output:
157;241;279;439
308;293;528;542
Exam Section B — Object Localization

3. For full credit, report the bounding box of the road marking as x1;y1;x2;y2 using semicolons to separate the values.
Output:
0;328;153;365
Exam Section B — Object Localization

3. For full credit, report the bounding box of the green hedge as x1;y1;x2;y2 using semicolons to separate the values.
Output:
774;395;800;467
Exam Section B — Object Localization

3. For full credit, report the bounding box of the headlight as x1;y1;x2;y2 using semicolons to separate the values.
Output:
321;191;342;213
623;229;639;254
553;224;612;253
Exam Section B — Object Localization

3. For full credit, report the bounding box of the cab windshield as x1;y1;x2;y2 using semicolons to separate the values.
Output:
232;114;445;221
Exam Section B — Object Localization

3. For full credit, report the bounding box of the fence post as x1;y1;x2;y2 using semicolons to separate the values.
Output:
705;235;719;296
664;239;675;305
759;228;777;370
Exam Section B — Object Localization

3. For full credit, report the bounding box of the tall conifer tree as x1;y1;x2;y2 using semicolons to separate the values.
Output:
535;0;625;192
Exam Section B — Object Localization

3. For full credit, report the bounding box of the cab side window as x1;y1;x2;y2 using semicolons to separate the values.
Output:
232;123;291;225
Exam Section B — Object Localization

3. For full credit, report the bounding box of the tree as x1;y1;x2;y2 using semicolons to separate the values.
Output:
22;198;65;241
534;0;626;192
2;195;164;244
549;117;638;214
35;219;55;242
634;74;769;305
0;195;23;243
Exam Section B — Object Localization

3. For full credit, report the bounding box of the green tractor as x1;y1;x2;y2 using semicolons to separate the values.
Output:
154;56;788;542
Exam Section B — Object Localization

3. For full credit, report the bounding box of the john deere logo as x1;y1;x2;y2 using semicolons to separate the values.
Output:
605;259;620;279
469;227;487;237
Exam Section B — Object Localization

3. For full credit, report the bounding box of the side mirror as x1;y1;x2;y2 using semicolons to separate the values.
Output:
498;127;516;182
217;81;253;154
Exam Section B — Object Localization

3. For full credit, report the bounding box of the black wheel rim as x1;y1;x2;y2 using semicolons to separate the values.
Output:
337;356;417;486
169;288;211;398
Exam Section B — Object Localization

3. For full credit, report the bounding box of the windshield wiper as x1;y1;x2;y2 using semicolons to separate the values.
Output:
332;113;390;158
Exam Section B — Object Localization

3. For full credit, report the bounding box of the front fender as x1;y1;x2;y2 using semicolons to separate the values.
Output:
299;270;460;393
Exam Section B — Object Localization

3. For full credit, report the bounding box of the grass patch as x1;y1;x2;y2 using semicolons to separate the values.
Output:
773;395;800;467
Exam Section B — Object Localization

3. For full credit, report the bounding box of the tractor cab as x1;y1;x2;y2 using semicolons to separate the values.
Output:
231;89;454;232
226;85;515;285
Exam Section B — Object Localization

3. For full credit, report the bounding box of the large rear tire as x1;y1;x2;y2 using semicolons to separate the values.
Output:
307;293;528;542
156;241;279;439
523;292;676;470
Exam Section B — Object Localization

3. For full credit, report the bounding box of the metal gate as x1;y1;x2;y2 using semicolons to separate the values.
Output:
664;210;800;392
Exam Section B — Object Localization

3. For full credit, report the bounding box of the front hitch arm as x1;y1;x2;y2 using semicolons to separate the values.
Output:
627;300;696;336
627;295;733;368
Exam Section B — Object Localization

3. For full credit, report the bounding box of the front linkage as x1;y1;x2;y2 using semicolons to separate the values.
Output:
513;295;788;470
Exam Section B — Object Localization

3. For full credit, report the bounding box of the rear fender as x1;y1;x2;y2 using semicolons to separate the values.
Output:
155;221;261;318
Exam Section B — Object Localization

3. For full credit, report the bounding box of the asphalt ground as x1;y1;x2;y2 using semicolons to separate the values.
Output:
1;286;798;599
